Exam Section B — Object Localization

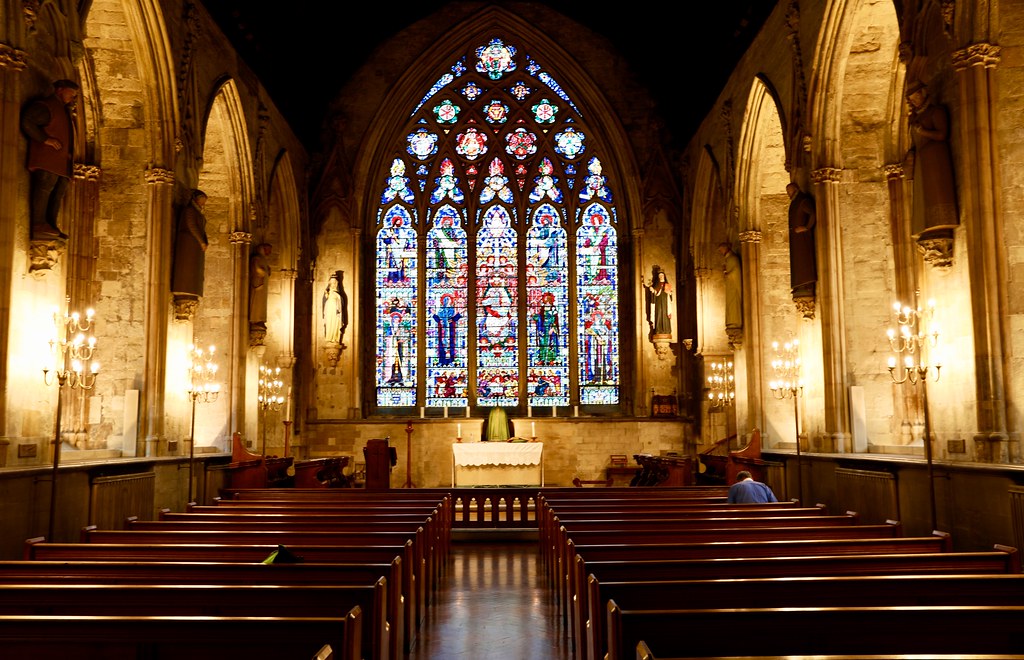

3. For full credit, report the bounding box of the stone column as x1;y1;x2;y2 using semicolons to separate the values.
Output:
142;166;175;457
0;43;27;440
632;227;648;415
230;231;253;437
811;166;851;451
738;229;762;433
350;227;362;417
952;43;1010;456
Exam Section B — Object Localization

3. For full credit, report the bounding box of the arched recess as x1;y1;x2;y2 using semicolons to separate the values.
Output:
169;78;254;451
267;150;301;373
734;76;790;446
75;0;176;455
350;6;645;415
690;145;736;446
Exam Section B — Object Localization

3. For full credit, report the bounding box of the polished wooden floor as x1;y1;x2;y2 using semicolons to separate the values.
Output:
407;538;572;660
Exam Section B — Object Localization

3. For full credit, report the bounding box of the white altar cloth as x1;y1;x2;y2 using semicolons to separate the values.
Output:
451;442;544;486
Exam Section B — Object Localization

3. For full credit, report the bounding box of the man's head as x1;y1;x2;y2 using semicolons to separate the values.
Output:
53;79;79;105
735;470;752;482
717;242;732;256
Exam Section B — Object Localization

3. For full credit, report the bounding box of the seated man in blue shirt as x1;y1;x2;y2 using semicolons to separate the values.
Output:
727;470;778;503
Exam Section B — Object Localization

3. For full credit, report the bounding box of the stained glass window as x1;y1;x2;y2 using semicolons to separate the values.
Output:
375;36;620;410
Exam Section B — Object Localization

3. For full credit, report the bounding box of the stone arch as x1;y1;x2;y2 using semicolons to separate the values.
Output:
195;78;255;443
266;149;301;368
735;76;789;445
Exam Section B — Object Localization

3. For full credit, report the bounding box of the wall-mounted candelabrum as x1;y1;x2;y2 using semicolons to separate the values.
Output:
186;344;219;504
769;338;803;504
706;359;735;408
886;290;940;530
43;296;99;540
258;364;285;456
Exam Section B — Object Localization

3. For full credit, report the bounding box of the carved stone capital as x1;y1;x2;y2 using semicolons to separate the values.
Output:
883;163;904;180
952;43;1001;70
793;294;816;320
0;43;28;70
230;231;253;245
324;341;343;367
249;323;267;347
726;327;744;350
28;239;62;275
739;230;762;244
916;235;954;268
144;167;174;185
279;267;298;281
74;164;101;181
173;295;200;321
631;228;645;239
811;167;842;184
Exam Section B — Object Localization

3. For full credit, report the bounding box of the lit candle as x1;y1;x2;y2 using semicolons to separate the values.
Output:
531;421;536;438
457;423;462;438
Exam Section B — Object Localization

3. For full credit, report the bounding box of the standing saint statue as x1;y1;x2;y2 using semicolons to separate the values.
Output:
718;242;742;332
787;182;817;300
322;271;348;345
171;189;209;317
647;266;673;340
905;80;958;265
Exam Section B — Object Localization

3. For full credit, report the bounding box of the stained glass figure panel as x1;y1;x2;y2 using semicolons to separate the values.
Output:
476;204;519;406
376;205;418;406
526;203;569;406
576;202;619;404
425;205;469;407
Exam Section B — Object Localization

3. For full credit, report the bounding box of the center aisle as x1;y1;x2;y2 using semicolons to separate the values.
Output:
408;539;571;660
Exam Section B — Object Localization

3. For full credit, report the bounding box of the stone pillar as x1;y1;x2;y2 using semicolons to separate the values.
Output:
632;227;648;415
738;229;762;433
811;166;851;452
952;43;1010;453
0;43;27;439
230;231;253;437
142;166;175;457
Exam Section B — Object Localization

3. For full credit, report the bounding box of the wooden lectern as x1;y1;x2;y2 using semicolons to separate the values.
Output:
364;438;397;490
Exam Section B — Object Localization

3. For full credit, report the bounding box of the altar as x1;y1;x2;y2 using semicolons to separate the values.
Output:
451;442;544;487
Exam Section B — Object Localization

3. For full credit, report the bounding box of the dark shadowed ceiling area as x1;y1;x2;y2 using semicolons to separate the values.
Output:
204;1;779;152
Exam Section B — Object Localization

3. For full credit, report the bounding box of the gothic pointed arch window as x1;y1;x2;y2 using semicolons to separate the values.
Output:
374;36;620;411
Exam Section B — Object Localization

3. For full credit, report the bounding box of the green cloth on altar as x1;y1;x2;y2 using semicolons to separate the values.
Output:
483;407;512;442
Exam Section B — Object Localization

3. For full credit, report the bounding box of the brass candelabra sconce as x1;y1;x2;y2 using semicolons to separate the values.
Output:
258;364;285;456
186;344;219;503
769;337;803;504
706;359;735;408
43;296;99;540
886;290;940;530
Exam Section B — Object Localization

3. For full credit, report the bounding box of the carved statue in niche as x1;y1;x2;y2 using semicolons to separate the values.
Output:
248;242;272;346
171;189;209;320
787;182;817;318
323;270;348;367
905;79;958;267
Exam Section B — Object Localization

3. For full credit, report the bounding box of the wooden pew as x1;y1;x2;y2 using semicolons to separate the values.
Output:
578;547;1021;660
0;610;362;660
607;602;1024;660
80;526;432;621
635;641;1024;660
123;516;444;598
25;538;416;654
553;516;888;614
0;557;404;657
0;582;386;660
590;571;1024;660
538;502;812;555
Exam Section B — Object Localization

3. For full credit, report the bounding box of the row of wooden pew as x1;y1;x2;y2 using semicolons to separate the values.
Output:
537;486;1024;660
4;487;454;660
